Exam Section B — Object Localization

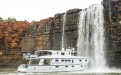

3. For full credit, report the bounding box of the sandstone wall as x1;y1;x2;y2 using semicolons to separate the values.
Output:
0;21;30;65
1;0;121;68
0;9;81;65
103;0;121;68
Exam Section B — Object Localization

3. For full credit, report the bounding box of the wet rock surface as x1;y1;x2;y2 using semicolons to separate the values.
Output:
103;0;121;68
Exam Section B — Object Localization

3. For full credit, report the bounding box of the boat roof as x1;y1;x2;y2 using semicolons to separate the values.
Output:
30;55;89;59
35;50;76;53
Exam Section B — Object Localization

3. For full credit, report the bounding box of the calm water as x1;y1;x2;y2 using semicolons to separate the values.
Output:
0;67;121;75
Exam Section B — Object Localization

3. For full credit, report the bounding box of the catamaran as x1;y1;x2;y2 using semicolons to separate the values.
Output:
17;48;89;73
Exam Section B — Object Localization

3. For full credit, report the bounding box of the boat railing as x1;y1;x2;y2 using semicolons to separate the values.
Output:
23;53;38;60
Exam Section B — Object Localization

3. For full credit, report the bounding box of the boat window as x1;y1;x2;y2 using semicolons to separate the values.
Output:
61;60;64;62
72;60;74;63
65;66;68;67
61;52;65;55
29;59;40;66
74;53;77;56
71;52;77;56
55;59;59;62
57;52;58;54
68;60;71;62
81;65;83;67
38;51;52;56
38;52;42;56
85;60;87;62
65;59;67;62
72;65;74;67
79;60;82;62
43;59;51;65
55;66;59;68
47;52;52;56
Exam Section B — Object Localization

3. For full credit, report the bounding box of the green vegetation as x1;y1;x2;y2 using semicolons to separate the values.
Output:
24;20;28;22
0;17;30;23
0;17;3;21
0;17;17;23
4;17;16;23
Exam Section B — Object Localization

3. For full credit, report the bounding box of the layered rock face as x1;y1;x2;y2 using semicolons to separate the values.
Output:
0;9;81;65
0;0;121;69
103;0;121;68
0;21;30;65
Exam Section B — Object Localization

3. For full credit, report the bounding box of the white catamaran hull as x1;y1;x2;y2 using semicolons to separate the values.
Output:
18;49;89;73
18;65;87;73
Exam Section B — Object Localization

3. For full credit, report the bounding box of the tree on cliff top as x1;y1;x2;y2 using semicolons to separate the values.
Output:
4;17;16;23
0;17;3;21
0;17;3;22
0;17;4;24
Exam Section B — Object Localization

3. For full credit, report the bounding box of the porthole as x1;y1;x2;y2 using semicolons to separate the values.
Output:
57;52;58;54
61;52;65;55
79;60;82;62
68;60;71;62
65;66;68;67
81;65;83;67
85;60;87;62
55;59;59;62
72;65;74;67
65;60;67;62
61;60;64;62
72;60;74;63
55;66;59;68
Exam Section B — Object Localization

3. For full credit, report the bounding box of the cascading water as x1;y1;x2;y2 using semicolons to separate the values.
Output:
77;4;106;70
61;14;66;50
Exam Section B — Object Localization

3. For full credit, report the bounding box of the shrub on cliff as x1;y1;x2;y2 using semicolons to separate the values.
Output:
4;17;16;23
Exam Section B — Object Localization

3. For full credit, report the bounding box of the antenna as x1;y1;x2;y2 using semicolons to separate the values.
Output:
72;48;75;51
61;48;65;51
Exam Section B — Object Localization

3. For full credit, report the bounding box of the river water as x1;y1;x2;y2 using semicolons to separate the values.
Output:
0;67;121;75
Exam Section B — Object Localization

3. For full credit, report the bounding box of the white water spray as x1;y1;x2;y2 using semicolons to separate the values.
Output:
77;4;106;69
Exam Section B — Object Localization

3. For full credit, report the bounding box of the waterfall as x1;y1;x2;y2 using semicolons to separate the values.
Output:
77;4;106;69
61;14;66;50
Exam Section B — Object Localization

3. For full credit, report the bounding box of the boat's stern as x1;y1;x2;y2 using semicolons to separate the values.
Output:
17;64;27;73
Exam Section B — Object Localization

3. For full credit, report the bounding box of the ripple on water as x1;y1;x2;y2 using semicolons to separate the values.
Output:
1;72;121;75
1;68;121;75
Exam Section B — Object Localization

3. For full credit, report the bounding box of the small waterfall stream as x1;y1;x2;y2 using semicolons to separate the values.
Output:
77;4;106;69
61;14;66;50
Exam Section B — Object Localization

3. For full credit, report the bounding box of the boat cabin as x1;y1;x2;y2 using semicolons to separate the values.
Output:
28;56;89;66
35;49;77;57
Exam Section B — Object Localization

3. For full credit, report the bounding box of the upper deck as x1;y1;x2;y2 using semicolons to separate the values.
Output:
23;49;77;60
35;49;77;56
